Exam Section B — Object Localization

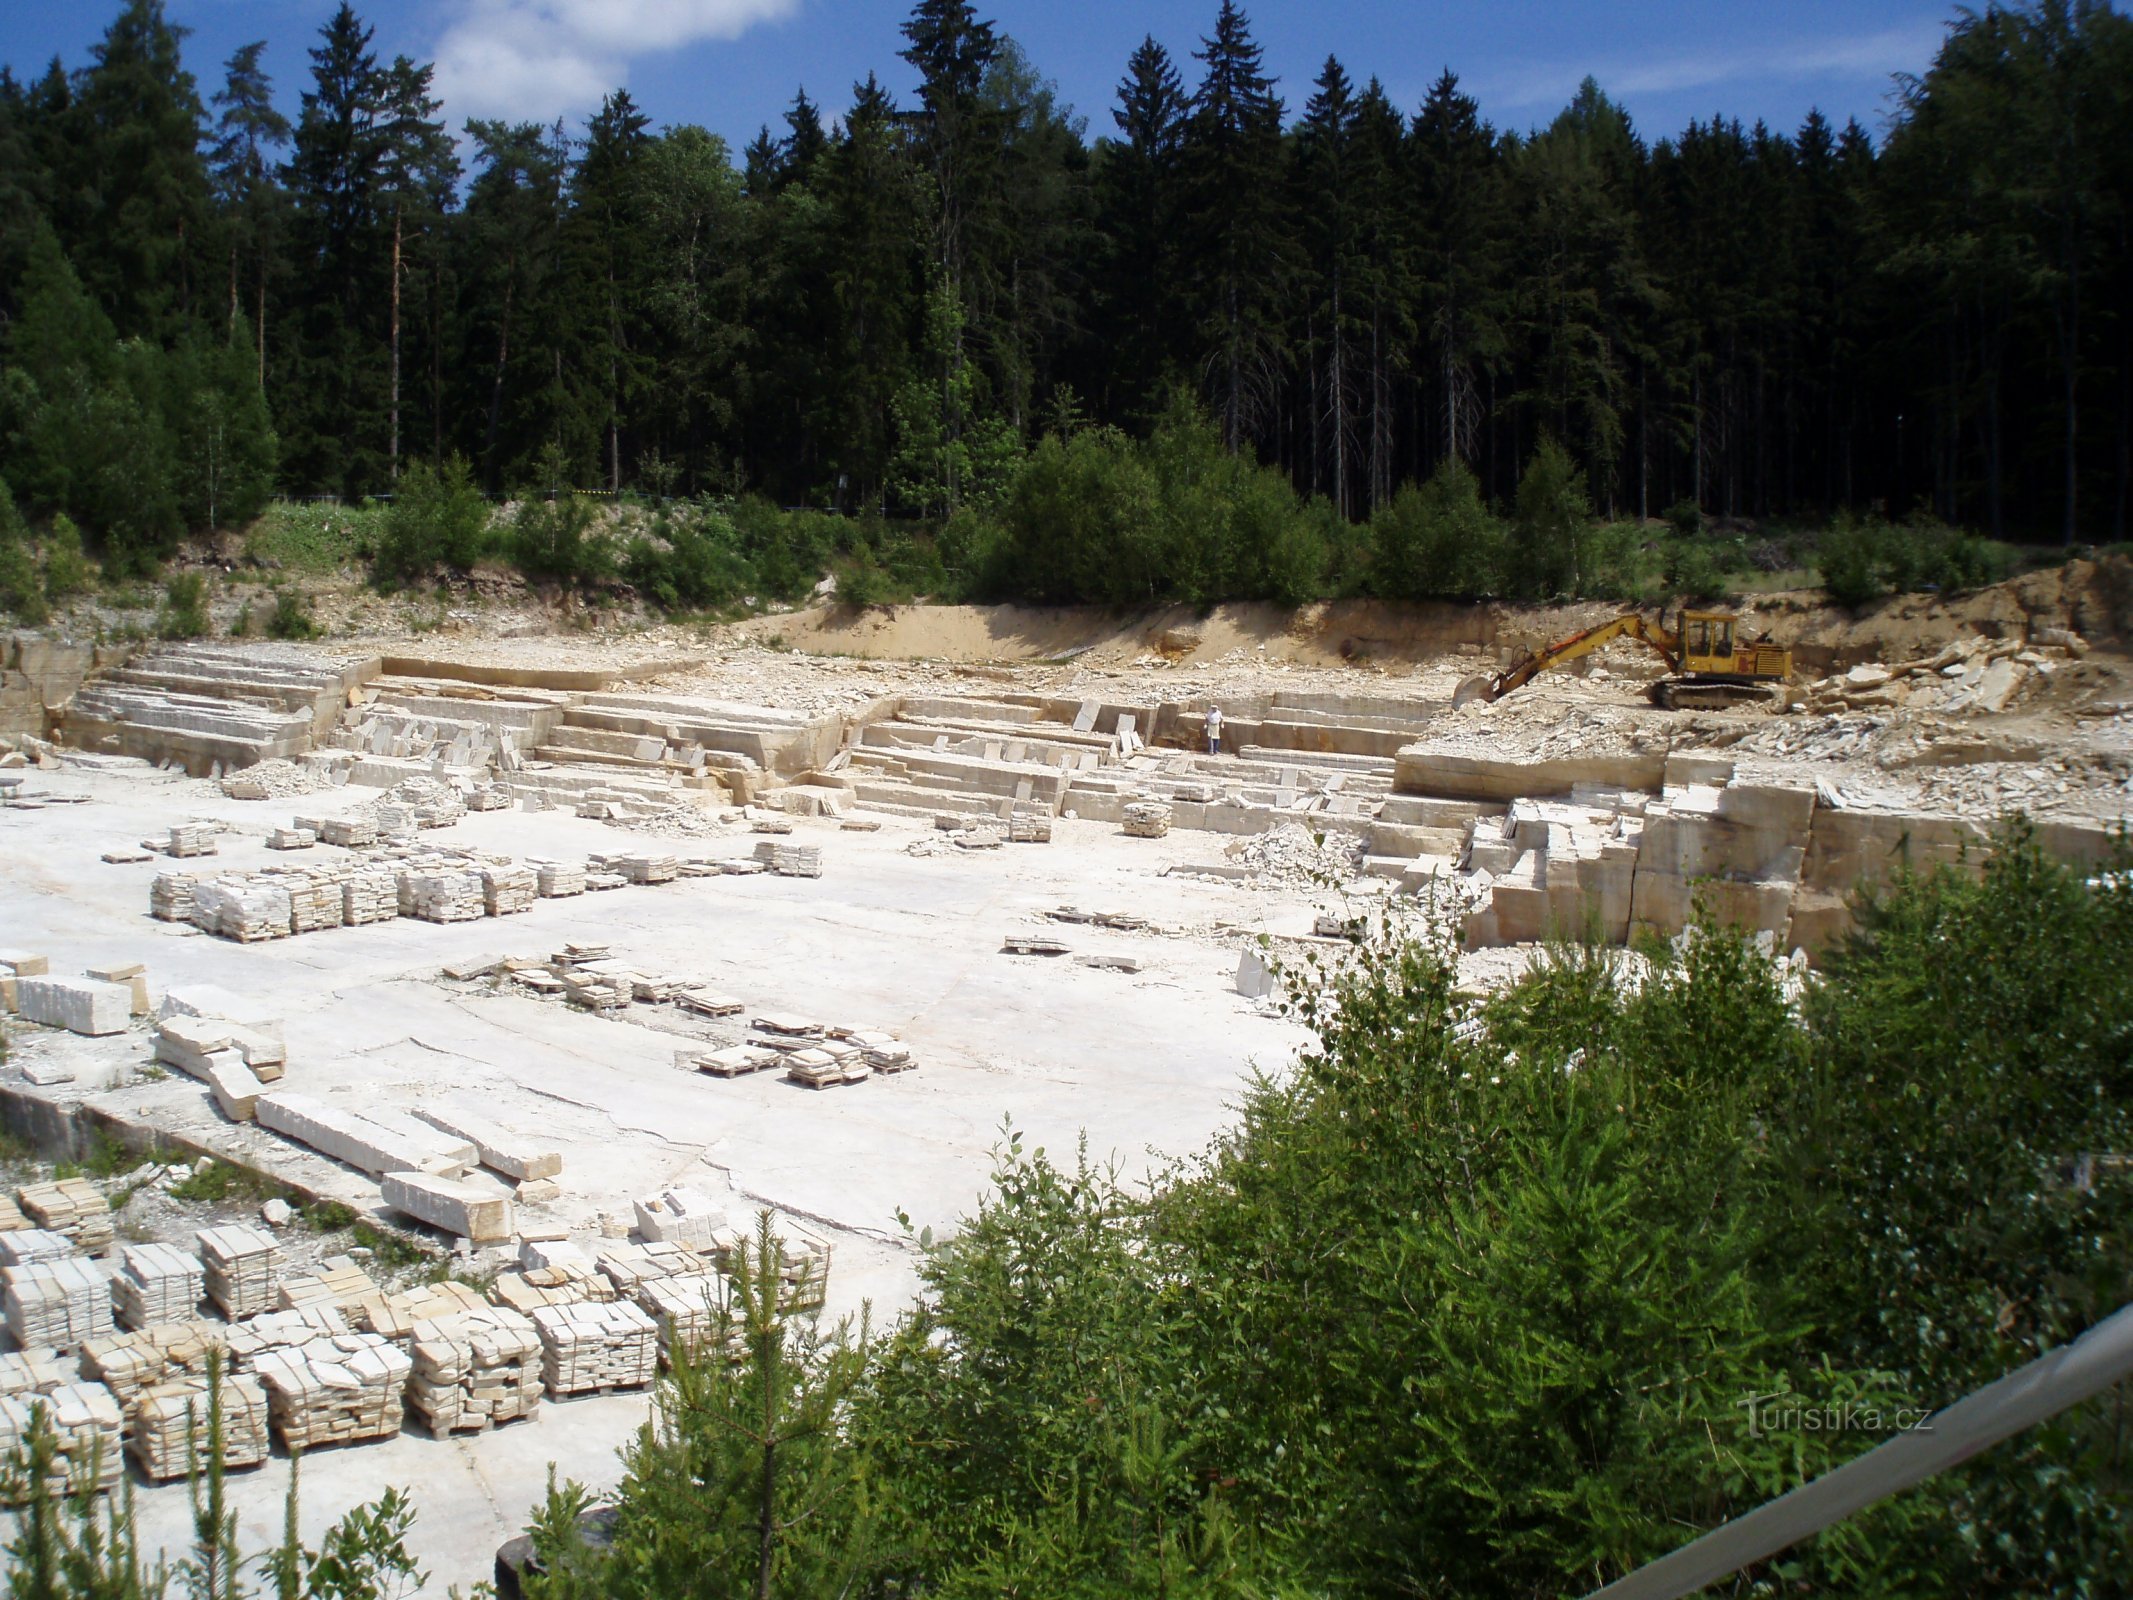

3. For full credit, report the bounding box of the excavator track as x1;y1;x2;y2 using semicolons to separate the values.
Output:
1652;679;1781;711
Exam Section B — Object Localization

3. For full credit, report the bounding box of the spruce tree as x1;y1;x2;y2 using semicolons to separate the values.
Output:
53;0;211;340
207;42;291;388
1180;1;1292;454
1092;37;1187;422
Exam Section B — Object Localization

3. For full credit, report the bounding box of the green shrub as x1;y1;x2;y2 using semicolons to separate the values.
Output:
510;493;609;585
377;456;491;580
1661;534;1733;600
623;500;755;611
157;570;209;639
1816;512;2016;606
40;513;93;600
1370;457;1506;600
268;587;318;640
1663;497;1705;539
1508;436;1592;598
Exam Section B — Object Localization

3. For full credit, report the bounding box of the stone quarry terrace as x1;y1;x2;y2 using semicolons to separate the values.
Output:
0;629;2124;1592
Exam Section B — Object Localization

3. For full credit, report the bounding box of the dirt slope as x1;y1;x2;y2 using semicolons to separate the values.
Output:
717;557;2132;671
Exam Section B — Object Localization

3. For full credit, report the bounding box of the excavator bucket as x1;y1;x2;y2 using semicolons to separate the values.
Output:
1453;674;1497;709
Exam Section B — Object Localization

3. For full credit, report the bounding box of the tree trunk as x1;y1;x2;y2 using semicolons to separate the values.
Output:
389;205;404;482
485;269;516;477
254;263;267;391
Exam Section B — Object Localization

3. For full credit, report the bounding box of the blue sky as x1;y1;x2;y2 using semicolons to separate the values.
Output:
2;0;1959;154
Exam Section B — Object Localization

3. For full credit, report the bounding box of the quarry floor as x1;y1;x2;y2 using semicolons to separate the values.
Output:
0;757;1391;1590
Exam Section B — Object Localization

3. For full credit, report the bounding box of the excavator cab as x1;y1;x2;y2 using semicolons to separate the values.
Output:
1679;611;1737;674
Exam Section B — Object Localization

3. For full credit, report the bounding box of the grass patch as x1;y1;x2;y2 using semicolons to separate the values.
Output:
351;1220;432;1272
167;1158;289;1206
245;501;386;573
302;1199;359;1232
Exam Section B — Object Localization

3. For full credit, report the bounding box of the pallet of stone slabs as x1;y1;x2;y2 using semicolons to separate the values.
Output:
128;1373;272;1482
0;1385;124;1501
686;1045;780;1078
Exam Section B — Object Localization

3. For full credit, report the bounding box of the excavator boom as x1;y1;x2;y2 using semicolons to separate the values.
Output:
1454;608;1791;710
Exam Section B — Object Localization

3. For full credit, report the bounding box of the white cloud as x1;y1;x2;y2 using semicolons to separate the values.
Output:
432;0;799;123
1475;18;1945;118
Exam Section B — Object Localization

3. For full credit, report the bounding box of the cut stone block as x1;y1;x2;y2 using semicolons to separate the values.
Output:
84;964;151;1016
256;1093;473;1178
381;1171;515;1242
410;1108;562;1182
0;951;50;977
15;976;131;1037
205;1058;266;1122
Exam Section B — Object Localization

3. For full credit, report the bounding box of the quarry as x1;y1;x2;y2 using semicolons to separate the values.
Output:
1;568;2130;1590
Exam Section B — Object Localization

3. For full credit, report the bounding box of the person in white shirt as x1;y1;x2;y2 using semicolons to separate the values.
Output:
1205;704;1223;756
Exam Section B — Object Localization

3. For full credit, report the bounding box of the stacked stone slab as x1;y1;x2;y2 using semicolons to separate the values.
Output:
606;852;678;885
0;1385;124;1499
533;860;586;897
0;1348;74;1396
79;1322;226;1407
0;1230;75;1267
198;1225;282;1319
752;840;823;877
5;1259;113;1349
635;1273;732;1359
342;867;398;923
19;1180;116;1251
150;870;205;922
168;823;218;858
247;1331;412;1451
191;877;294;941
632;1189;724;1251
306;815;377;848
15;976;131;1037
223;1305;348;1362
354;1280;488;1342
1122;800;1172;838
406;1305;542;1436
594;1241;706;1296
785;1043;869;1089
476;863;537;915
276;1256;376;1314
111;1244;203;1328
399;868;483;922
130;1373;272;1481
280;870;345;933
491;1264;610;1314
531;1300;658;1395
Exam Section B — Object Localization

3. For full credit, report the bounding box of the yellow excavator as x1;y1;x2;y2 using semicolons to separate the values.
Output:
1456;608;1794;710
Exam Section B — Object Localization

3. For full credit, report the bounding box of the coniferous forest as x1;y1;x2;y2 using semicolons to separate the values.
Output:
1;0;2130;598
